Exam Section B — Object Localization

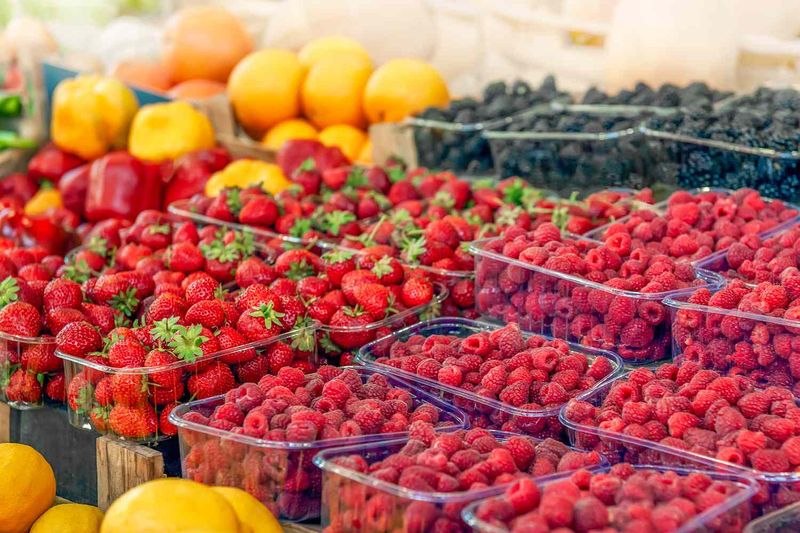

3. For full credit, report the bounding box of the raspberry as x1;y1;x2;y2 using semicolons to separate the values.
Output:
750;449;790;472
622;402;652;425
667;412;700;438
321;379;351;407
498;381;529;407
706;377;742;404
781;437;800;465
506;478;541;514
714;407;746;436
573;495;610;531
761;418;796;443
437;366;463;387
539;494;574;527
537;382;568;405
480;366;507;394
276;366;305;391
505;436;536;470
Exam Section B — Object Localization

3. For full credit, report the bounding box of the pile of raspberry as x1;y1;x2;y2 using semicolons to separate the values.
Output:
471;464;749;532
370;323;617;436
672;281;800;395
322;428;604;533
712;226;800;284
474;223;703;363
564;363;800;507
594;188;798;262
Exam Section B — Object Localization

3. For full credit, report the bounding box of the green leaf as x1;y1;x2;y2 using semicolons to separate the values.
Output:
168;324;209;363
110;288;139;318
226;188;243;217
249;301;285;330
289;218;312;239
387;166;406;184
148;223;170;235
345;167;368;189
151;316;181;345
320;210;357;237
0;277;19;307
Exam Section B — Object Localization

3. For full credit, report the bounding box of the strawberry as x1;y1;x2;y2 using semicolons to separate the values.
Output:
424;220;460;251
266;342;295;373
21;343;61;374
0;301;41;337
328;307;376;349
216;326;256;364
239;196;279;227
236;302;285;342
110;373;148;406
165;242;204;273
144;349;183;389
322;167;349;191
108;404;158;439
115;243;153;271
5;369;42;403
370;256;404;286
274;249;321;280
401;277;434;308
296;276;330;300
321;250;356;287
187;362;236;399
235;284;278;314
184;299;225;329
340;269;379;304
145;294;186;324
173;221;200;244
45;373;65;402
80;303;118;334
235;257;276;288
235;354;271;383
159;402;179;436
293;160;322;196
306;298;338;325
46;308;89;335
205;192;236;222
56;321;103;358
107;338;148;368
353;283;393;321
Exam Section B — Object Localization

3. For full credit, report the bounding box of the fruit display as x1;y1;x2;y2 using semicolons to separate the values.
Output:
586;188;799;262
357;318;621;438
472;223;718;364
579;81;733;109
411;76;572;175
561;364;800;513
744;500;800;533
463;464;756;533
172;366;468;521
314;428;606;533
667;280;800;396
0;443;56;533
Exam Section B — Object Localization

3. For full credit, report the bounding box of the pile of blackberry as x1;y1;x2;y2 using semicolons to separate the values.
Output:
412;76;571;175
581;81;732;110
647;87;800;200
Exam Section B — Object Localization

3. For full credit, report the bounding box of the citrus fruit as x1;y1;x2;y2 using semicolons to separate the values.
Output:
0;443;56;533
363;58;449;123
318;124;368;161
30;504;103;533
168;79;227;100
110;59;171;92
211;487;282;533
228;49;305;138
100;478;241;533
298;35;371;69
302;55;372;129
357;138;373;163
162;6;253;83
262;119;318;150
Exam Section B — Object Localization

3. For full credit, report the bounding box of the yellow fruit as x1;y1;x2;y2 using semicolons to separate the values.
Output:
318;124;367;161
31;504;104;533
298;36;371;69
128;101;216;162
302;56;372;129
24;186;63;217
100;479;242;533
211;487;282;533
357;138;373;163
205;160;291;197
163;6;253;83
0;443;56;533
262;119;318;150
363;59;449;123
228;49;305;138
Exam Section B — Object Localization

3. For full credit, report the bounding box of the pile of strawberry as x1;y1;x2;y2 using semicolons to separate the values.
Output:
180;366;460;520
471;464;750;533
475;223;705;363
672;280;800;395
367;322;617;436
593;188;798;262
322;428;604;533
563;363;800;510
707;226;800;284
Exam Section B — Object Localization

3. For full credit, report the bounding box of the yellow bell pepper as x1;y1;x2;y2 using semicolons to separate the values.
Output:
24;185;63;216
51;75;138;160
129;101;215;162
205;159;291;197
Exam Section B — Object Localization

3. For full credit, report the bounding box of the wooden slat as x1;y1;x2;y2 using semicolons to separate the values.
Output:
0;401;9;443
281;523;322;533
96;436;165;510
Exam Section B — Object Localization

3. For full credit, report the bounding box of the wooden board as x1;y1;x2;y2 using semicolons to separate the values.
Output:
369;122;418;167
0;402;9;443
282;523;322;532
96;436;165;510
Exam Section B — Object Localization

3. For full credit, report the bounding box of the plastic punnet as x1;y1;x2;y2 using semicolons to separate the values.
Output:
0;332;59;410
744;499;800;532
356;317;623;438
170;366;469;522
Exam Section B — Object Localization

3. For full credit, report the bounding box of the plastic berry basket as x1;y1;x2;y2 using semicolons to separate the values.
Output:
170;366;469;522
665;293;800;396
470;235;724;365
0;332;59;410
56;325;318;442
461;464;759;533
559;375;800;515
355;317;624;438
744;499;800;532
483;104;675;194
313;430;610;533
317;282;448;363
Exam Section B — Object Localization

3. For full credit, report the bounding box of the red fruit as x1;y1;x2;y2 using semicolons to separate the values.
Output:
274;249;321;279
353;283;392;321
110;373;148;405
340;269;379;304
165;242;204;273
0;301;41;337
187;362;236;399
45;373;66;402
235;258;276;288
400;277;434;308
55;321;102;358
239;196;279;227
107;338;148;368
328;308;376;349
146;294;186;324
42;278;83;312
108;404;158;438
184;299;226;329
21;343;61;374
46;308;89;335
5;369;42;404
184;276;220;306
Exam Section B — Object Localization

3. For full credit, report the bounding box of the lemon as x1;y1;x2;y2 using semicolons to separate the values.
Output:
211;487;283;533
318;124;368;161
302;55;372;129
262;119;318;150
0;443;55;533
363;59;449;123
30;504;103;533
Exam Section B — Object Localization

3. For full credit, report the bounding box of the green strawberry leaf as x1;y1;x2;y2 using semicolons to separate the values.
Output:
0;277;19;307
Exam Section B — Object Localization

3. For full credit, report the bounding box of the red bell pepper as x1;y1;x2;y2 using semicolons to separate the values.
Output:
85;151;165;222
58;164;90;217
27;144;85;184
163;147;231;208
0;172;38;203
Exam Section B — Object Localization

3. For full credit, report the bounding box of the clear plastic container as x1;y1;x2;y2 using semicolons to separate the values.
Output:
314;430;610;533
462;464;759;533
356;317;623;438
170;366;469;522
744;499;800;533
470;235;724;364
317;282;449;363
560;375;800;515
484;105;675;194
56;325;318;442
0;332;59;410
665;292;800;396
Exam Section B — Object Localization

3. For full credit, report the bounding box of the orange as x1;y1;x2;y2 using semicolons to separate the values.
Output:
262;119;318;150
111;59;172;92
357;138;373;163
363;59;449;123
228;49;305;138
302;55;372;129
168;79;227;100
298;36;371;69
162;6;253;84
318;124;367;161
0;443;56;533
